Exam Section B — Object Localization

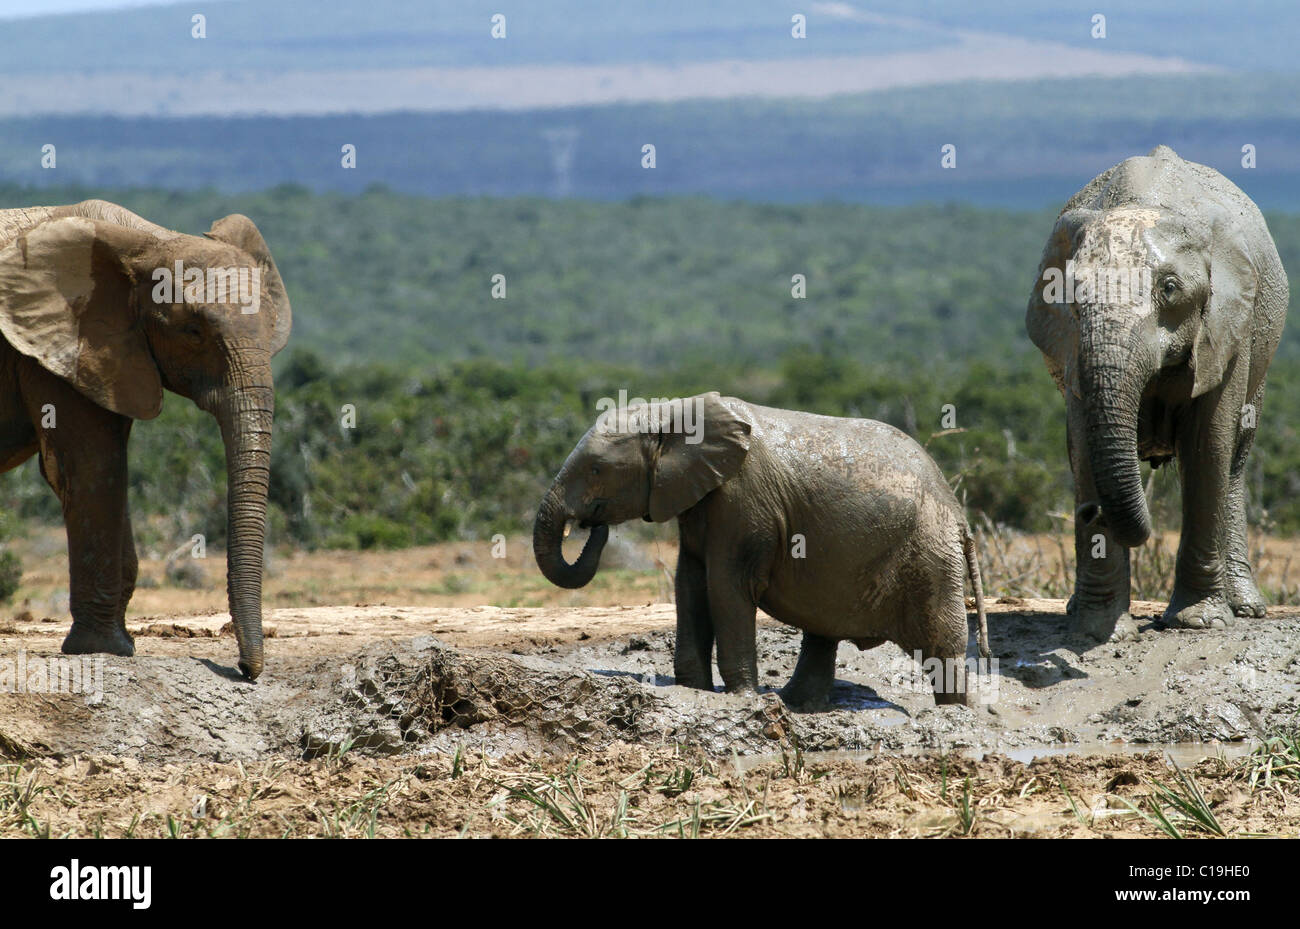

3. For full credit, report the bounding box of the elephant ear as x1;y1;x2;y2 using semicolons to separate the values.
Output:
205;214;292;355
0;215;163;419
647;392;752;522
1026;210;1087;399
1191;218;1256;398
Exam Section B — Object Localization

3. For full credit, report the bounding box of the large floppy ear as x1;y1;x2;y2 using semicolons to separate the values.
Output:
647;392;752;522
1026;209;1087;400
0;215;163;419
1191;217;1256;398
205;214;292;355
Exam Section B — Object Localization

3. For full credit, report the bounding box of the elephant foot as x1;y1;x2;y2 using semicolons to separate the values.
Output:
932;688;970;707
778;676;832;711
779;632;838;710
62;623;134;657
1102;613;1140;643
720;671;760;696
1071;598;1138;643
1225;574;1268;619
1161;590;1233;630
672;668;714;691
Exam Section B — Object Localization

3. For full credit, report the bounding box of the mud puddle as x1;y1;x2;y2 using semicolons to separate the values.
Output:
733;740;1257;775
1;601;1296;766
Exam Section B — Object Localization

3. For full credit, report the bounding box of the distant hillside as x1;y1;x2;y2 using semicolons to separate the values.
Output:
3;75;1300;209
0;0;946;74
0;0;1288;75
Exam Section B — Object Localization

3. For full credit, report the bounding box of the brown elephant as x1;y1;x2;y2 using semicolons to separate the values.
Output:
0;200;291;679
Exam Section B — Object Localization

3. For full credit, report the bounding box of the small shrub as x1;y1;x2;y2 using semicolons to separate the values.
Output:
165;558;207;590
0;550;21;604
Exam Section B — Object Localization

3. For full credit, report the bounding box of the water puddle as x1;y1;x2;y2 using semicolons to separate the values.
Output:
733;739;1256;774
991;741;1254;765
589;669;902;712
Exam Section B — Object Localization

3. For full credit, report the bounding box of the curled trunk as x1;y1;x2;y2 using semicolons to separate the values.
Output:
533;484;608;589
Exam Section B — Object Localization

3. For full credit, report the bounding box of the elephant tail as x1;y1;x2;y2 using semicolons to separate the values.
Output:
962;527;990;661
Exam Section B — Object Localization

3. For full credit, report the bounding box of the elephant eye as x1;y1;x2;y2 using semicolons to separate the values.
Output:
590;465;600;477
1160;278;1179;298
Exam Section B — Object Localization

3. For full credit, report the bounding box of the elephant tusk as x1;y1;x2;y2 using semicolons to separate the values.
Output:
562;520;571;540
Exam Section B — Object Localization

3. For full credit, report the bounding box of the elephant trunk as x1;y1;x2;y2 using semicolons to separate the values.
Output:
533;482;608;589
1079;318;1153;548
213;374;275;680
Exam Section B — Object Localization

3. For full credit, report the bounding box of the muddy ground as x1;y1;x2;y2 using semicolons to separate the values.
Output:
2;594;1297;837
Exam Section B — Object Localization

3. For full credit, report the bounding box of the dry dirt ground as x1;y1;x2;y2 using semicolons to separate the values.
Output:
1;534;1298;838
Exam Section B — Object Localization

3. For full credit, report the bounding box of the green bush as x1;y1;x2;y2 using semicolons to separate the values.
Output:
340;515;416;551
0;190;1295;548
0;550;21;604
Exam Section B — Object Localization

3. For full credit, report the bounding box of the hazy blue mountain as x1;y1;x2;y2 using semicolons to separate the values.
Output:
4;75;1299;209
0;0;948;73
0;0;1292;73
1;1;1297;208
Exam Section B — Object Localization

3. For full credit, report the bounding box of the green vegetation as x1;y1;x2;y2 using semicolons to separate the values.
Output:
0;513;21;603
18;182;1300;369
0;187;1298;552
1120;759;1226;839
0;184;1065;369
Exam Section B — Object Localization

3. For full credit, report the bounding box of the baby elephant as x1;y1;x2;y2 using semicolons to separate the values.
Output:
533;392;989;707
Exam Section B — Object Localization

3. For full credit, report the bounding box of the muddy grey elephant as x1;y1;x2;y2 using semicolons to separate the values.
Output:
1027;146;1289;642
0;200;292;679
533;392;989;707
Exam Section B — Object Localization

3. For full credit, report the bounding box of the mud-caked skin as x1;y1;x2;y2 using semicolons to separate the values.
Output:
533;392;989;708
0;200;292;679
1027;147;1289;642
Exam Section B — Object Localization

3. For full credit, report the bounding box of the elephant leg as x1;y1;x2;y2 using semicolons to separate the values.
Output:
916;566;976;706
30;392;135;657
1164;401;1235;630
672;549;714;690
919;641;970;706
706;568;760;694
779;632;838;710
1066;403;1136;642
1222;385;1266;618
118;507;139;627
